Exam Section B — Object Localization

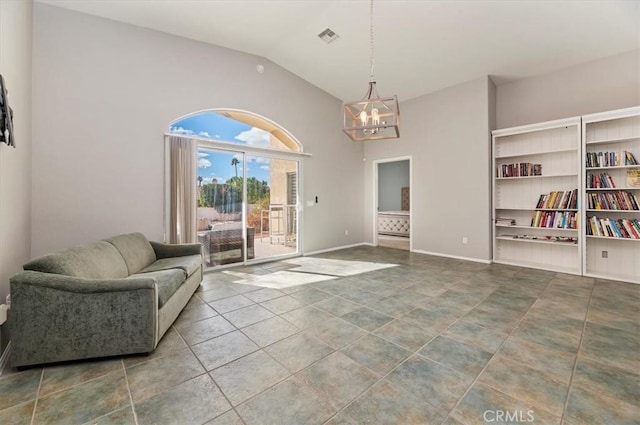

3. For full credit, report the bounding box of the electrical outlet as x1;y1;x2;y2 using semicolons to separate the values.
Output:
462;237;468;244
601;251;608;258
5;294;9;308
345;229;349;236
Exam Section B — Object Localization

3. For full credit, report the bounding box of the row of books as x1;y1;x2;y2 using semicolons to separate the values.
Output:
587;172;616;189
588;170;640;188
535;189;578;210
530;211;577;229
585;151;638;168
587;216;640;239
497;162;542;178
586;191;639;210
495;218;516;226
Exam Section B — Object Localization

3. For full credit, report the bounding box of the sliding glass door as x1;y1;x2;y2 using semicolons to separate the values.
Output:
246;155;298;261
196;148;299;268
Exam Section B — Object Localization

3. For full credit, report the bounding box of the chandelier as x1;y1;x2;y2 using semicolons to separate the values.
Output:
342;0;400;141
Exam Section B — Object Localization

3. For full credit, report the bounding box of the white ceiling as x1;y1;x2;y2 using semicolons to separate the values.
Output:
36;0;640;102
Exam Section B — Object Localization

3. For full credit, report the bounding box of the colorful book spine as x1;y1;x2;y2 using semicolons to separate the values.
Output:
587;191;640;210
586;217;640;239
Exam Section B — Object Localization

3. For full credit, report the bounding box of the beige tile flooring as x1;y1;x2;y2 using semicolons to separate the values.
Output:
0;246;638;424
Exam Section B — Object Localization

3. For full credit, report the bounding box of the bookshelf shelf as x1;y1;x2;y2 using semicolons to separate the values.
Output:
586;235;640;242
586;209;640;212
496;236;578;246
495;147;578;160
585;165;639;171
495;224;578;232
493;116;582;276
585;136;640;146
582;106;640;283
495;207;578;211
587;187;639;191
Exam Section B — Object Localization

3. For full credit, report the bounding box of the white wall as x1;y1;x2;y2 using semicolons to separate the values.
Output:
496;50;640;128
0;0;32;351
378;160;409;211
364;77;493;262
32;4;364;257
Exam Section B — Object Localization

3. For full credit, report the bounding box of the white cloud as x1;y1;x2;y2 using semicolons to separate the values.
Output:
215;134;221;138
234;127;270;147
245;156;269;165
199;131;212;138
197;152;209;158
198;158;212;168
260;165;270;170
170;126;195;135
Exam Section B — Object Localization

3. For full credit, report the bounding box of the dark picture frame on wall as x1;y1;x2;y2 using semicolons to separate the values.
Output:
0;74;16;148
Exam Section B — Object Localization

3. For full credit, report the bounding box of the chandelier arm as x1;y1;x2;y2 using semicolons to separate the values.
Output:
342;0;399;141
369;0;375;82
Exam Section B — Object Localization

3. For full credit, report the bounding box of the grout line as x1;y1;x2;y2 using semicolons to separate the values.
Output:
311;272;498;423
29;368;44;425
440;274;559;425
122;359;140;425
559;280;596;424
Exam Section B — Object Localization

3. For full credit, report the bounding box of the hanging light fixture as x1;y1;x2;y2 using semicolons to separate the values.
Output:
343;0;400;141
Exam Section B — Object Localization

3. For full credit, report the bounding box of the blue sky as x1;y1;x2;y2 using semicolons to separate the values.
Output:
170;111;271;184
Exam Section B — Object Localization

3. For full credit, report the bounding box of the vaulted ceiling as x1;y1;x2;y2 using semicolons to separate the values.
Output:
37;0;640;102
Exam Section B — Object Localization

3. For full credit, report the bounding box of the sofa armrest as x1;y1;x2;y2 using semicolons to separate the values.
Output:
150;241;202;259
9;271;158;368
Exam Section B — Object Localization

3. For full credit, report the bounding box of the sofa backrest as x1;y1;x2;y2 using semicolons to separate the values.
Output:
104;232;157;275
23;241;129;279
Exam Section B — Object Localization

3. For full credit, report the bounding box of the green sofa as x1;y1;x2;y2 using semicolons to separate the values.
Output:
9;232;203;368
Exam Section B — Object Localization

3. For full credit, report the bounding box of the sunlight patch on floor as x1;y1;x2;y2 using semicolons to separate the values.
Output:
223;257;398;289
283;257;398;277
223;270;337;289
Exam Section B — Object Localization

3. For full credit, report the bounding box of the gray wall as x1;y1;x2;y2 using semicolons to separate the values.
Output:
0;1;32;353
496;49;640;128
32;4;365;257
364;77;493;262
378;160;409;211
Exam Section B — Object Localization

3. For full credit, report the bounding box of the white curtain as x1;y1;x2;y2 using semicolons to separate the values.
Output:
168;135;197;244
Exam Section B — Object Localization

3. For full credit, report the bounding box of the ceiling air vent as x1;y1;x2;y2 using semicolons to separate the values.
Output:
318;28;339;44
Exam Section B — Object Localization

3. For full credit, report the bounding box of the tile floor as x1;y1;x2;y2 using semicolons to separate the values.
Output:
0;246;638;425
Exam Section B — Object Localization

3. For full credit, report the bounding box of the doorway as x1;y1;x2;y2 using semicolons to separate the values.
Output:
374;157;411;250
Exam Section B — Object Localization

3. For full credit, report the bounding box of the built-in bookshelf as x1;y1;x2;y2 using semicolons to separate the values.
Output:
582;106;640;283
492;117;582;275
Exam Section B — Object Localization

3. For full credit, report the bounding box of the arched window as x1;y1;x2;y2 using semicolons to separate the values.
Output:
170;109;302;152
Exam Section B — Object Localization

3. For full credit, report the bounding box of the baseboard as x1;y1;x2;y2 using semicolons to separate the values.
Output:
0;341;11;376
304;242;372;256
411;249;491;264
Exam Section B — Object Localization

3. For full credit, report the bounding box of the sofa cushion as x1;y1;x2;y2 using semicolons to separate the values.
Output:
23;241;129;279
105;233;157;275
129;269;185;308
139;255;202;277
